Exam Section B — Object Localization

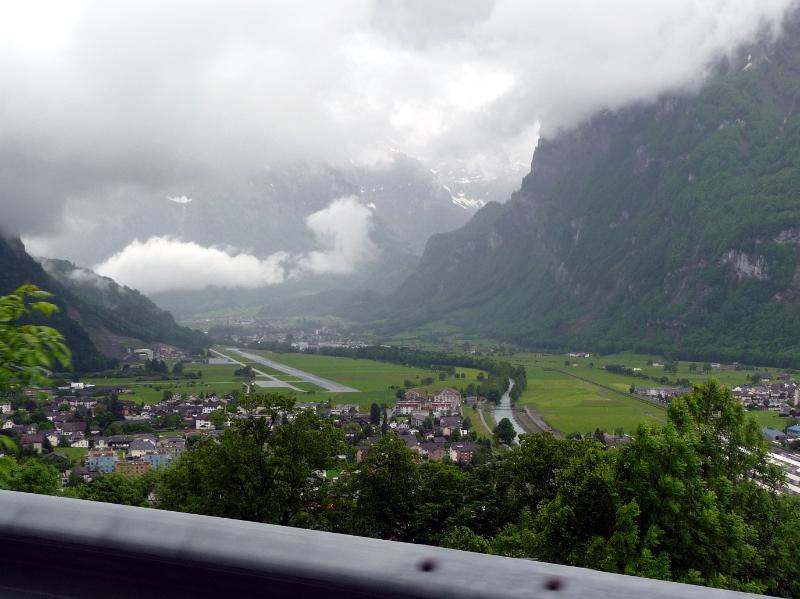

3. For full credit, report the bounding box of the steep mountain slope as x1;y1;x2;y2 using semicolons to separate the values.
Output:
0;236;111;371
386;18;800;365
0;236;206;369
39;258;207;355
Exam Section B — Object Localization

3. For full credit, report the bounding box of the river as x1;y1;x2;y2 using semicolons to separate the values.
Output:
492;379;526;443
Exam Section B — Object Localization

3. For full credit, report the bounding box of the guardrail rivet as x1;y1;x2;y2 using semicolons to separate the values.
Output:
417;558;438;572
544;576;562;591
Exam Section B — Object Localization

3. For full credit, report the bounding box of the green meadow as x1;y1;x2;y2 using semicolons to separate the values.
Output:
83;362;250;404
245;349;487;409
511;351;792;435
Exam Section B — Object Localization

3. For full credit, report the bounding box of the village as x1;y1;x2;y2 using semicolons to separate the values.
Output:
3;343;800;497
0;378;485;487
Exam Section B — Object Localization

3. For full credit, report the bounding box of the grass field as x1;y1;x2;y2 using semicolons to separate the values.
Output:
243;349;487;409
514;351;785;392
463;406;490;439
54;447;88;463
83;362;250;404
511;351;794;435
746;410;796;430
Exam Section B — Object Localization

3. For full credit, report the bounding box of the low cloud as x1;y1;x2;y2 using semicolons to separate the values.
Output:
95;237;290;293
167;195;193;205
94;196;376;293
1;0;796;238
300;197;377;275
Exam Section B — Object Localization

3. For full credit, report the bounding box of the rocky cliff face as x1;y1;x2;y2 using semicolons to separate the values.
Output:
385;14;800;365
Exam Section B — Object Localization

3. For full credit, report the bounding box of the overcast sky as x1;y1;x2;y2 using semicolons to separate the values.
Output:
1;0;796;286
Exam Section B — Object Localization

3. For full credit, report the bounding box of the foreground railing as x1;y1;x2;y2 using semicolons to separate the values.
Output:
0;490;767;598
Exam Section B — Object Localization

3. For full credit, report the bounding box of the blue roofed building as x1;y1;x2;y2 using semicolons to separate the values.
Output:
762;426;786;443
86;448;118;473
142;452;174;470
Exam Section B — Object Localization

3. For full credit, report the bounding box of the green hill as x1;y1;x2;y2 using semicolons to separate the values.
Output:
382;18;800;366
0;236;206;370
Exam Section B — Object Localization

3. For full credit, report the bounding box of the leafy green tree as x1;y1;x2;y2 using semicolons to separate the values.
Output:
159;393;345;526
2;459;59;495
341;435;419;540
441;526;490;553
69;473;152;506
380;410;389;435
0;285;71;392
369;402;381;425
172;361;184;375
209;408;227;429
411;461;475;544
493;418;516;445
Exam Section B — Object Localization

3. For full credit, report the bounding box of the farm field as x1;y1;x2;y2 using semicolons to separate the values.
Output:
513;351;782;391
242;349;487;409
516;367;666;435
83;362;250;404
511;351;793;435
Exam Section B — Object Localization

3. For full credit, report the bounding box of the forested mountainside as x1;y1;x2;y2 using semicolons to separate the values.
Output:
384;15;800;365
39;258;207;354
0;237;110;371
0;237;205;369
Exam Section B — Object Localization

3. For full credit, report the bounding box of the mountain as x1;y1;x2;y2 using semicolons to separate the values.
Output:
39;152;495;268
39;258;207;356
0;236;206;369
382;16;800;366
0;236;110;371
145;153;498;321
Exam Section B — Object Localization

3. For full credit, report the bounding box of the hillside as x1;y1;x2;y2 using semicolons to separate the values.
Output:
0;236;206;369
382;16;800;366
0;236;110;371
39;258;207;355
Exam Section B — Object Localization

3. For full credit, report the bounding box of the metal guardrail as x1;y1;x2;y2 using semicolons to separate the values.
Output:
0;490;768;598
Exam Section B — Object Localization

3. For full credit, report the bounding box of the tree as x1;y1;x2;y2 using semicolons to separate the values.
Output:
172;361;184;375
159;393;345;526
0;285;71;392
2;459;59;495
440;526;490;553
381;410;389;435
69;473;152;506
342;435;419;540
369;402;381;425
493;418;516;445
702;363;712;374
412;461;476;544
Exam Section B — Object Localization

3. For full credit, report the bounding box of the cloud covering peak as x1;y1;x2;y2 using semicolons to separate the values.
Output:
94;197;375;293
0;0;796;238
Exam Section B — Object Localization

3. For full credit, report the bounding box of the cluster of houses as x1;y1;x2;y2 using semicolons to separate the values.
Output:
395;388;462;416
634;386;691;404
733;382;799;415
0;368;498;493
81;435;187;480
125;343;191;363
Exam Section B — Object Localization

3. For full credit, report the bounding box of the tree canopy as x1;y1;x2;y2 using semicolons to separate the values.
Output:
0;285;71;392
